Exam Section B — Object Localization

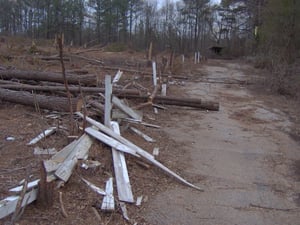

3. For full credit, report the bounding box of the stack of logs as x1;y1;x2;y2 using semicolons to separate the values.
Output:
0;68;219;113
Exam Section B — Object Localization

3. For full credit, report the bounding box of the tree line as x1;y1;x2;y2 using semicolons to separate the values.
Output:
0;0;299;61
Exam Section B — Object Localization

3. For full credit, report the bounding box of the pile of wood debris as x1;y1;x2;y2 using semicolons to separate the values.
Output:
0;50;219;223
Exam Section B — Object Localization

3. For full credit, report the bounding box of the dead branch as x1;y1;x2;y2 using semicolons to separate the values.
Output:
59;192;68;218
10;167;30;224
58;34;75;133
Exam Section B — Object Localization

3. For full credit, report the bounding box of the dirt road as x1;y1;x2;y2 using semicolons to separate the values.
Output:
144;60;300;225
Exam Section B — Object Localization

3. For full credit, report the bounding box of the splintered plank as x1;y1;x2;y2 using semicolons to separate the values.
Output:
119;202;129;221
77;113;204;191
123;118;161;129
101;178;114;211
85;127;138;156
111;122;134;203
54;134;93;182
112;96;142;121
81;178;106;196
9;179;40;192
152;147;159;156
112;70;123;83
54;158;77;182
0;188;38;219
43;140;79;174
27;127;57;145
130;127;156;143
136;196;143;206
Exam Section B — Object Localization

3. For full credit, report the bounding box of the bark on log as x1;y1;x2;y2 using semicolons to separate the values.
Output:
38;56;70;61
155;96;219;111
0;88;80;112
119;94;219;111
68;54;104;65
0;83;142;96
100;65;188;80
0;70;97;86
0;84;219;111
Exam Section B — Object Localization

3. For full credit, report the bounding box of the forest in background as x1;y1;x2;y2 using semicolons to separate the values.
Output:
0;0;299;95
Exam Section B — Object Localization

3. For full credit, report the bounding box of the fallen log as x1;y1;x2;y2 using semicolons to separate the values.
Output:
0;88;81;112
0;83;219;110
0;69;97;86
100;65;188;80
67;54;104;65
119;94;220;111
0;82;142;96
38;56;70;61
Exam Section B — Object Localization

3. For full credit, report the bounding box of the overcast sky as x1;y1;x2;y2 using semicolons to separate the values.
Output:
157;0;221;6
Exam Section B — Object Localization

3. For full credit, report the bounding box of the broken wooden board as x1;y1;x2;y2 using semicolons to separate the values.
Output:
112;96;142;121
0;188;38;219
101;178;114;211
81;160;101;170
81;178;106;196
48;139;79;164
34;147;57;155
75;134;94;159
123;118;161;129
130;127;155;143
27;127;57;145
55;158;77;182
112;70;123;84
9;179;40;192
136;196;143;206
119;202;130;221
152;147;159;156
54;134;93;182
76;113;204;191
44;134;92;174
111;122;134;203
85;127;139;157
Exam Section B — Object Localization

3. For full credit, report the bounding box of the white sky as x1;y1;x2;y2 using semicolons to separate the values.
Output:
156;0;221;6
